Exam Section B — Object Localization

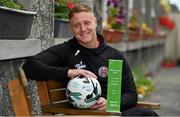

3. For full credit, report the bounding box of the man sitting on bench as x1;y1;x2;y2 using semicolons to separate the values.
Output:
22;3;158;116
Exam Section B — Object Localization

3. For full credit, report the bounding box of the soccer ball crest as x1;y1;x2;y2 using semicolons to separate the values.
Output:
66;76;101;109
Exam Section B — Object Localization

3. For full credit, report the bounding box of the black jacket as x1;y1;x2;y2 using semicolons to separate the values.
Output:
23;33;137;111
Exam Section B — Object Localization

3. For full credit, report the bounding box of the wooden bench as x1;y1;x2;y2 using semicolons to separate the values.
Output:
8;67;160;116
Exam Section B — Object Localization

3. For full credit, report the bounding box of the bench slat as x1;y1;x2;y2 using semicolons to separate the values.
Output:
136;101;160;109
47;80;66;90
37;81;50;106
42;102;121;116
8;79;31;116
49;90;67;103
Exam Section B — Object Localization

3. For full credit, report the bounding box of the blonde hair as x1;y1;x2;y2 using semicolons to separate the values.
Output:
69;4;93;19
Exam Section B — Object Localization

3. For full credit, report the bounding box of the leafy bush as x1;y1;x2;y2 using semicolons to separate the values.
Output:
0;0;23;10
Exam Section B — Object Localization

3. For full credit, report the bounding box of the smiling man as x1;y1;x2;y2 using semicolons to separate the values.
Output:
22;4;158;116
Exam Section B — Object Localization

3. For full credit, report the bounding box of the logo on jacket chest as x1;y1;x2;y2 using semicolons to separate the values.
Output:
98;66;108;78
75;61;86;69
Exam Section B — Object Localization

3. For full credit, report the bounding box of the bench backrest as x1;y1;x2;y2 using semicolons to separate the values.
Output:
8;68;69;115
37;80;68;106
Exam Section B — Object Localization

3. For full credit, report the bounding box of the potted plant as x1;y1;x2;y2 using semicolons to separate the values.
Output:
54;0;79;38
133;66;154;99
127;9;141;41
103;0;125;43
140;22;155;40
161;57;176;68
0;0;36;39
159;16;176;31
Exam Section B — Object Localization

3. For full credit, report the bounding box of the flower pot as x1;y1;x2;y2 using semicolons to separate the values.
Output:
0;6;36;39
128;32;140;41
103;29;124;43
54;18;73;38
161;61;176;68
142;34;155;40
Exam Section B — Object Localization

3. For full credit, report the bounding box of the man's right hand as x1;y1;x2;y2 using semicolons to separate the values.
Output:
67;69;97;79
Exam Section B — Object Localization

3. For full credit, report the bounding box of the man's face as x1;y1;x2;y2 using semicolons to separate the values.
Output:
69;12;97;45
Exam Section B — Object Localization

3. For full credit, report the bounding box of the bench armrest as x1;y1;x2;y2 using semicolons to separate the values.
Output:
136;101;160;109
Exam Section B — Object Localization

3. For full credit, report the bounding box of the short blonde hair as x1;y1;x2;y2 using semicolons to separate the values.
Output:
69;4;93;19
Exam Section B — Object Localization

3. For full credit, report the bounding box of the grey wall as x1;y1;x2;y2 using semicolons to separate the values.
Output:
0;0;54;115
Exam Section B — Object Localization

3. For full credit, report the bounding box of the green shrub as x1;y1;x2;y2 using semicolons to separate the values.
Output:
0;0;23;10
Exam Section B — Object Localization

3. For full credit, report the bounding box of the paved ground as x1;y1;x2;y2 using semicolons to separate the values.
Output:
144;66;180;116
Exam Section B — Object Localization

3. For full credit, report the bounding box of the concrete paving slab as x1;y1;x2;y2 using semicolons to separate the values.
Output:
144;66;180;116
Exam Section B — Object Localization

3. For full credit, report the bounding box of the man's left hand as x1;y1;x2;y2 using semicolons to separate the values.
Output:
90;97;106;111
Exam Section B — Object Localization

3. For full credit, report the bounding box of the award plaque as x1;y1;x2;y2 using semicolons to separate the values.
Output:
106;59;123;113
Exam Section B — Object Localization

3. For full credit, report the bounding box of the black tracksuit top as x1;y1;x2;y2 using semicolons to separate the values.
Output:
23;33;137;111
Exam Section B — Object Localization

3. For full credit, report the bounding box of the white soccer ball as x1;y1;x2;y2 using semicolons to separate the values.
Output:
66;75;101;109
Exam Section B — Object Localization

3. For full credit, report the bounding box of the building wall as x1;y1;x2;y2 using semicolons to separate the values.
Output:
0;0;54;115
165;13;180;60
